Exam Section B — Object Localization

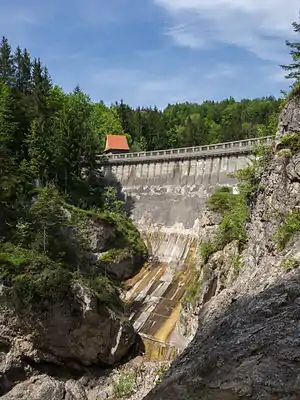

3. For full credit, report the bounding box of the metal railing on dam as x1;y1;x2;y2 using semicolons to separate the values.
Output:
100;135;274;164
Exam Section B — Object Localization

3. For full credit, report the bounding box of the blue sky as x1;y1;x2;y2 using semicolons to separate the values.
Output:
1;0;298;108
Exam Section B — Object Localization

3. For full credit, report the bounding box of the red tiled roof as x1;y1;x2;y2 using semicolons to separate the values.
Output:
104;135;129;152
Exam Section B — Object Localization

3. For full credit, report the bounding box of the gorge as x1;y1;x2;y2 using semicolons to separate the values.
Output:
102;136;273;356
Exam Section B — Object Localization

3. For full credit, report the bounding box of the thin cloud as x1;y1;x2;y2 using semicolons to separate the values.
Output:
155;0;299;62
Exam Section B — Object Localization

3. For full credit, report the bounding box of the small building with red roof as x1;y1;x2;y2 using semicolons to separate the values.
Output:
104;135;130;154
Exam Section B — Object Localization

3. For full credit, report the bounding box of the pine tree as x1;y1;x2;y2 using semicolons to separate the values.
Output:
0;37;15;86
14;46;23;91
41;67;52;96
0;82;19;233
21;48;32;93
281;15;300;81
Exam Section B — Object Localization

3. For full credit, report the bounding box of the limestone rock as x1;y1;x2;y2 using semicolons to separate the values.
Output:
276;94;300;146
145;97;300;399
81;218;116;254
0;282;139;374
1;375;65;400
65;380;88;400
100;253;145;280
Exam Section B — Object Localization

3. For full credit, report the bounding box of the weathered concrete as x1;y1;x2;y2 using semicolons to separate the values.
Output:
104;152;253;263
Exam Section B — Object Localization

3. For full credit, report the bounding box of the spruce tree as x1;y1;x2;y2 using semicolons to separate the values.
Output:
281;15;300;81
14;46;23;91
22;48;32;93
0;37;15;86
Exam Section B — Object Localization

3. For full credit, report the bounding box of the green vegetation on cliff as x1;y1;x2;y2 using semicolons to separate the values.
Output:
274;210;300;250
0;39;146;314
200;140;274;263
201;186;249;263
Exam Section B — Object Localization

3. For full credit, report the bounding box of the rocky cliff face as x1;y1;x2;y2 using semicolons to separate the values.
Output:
145;96;300;399
0;212;146;398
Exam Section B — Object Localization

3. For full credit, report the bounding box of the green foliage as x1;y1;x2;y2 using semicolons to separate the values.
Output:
81;274;123;312
280;257;299;271
276;148;293;158
200;240;221;264
0;243;71;312
274;210;300;250
232;143;273;200
288;82;300;99
281;15;300;81
154;365;168;385
207;186;233;215
114;97;282;152
182;270;202;307
229;253;243;276
112;372;136;398
97;248;131;265
90;102;124;149
218;196;248;244
280;133;300;154
30;184;68;253
11;267;71;312
201;185;250;263
103;186;126;215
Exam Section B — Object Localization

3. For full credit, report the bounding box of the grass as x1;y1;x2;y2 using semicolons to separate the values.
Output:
200;240;221;264
280;257;299;271
154;365;169;385
98;249;130;264
182;269;202;307
112;371;136;398
229;253;243;277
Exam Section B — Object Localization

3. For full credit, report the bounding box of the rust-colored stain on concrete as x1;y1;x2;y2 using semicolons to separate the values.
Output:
123;255;198;359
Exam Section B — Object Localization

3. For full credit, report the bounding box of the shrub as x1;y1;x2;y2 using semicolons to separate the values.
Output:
207;186;233;215
154;365;169;385
280;133;300;154
288;82;300;100
82;274;124;313
276;148;293;158
0;243;124;314
112;371;136;398
200;240;221;264
280;257;299;271
232;143;273;200
218;197;248;245
98;249;125;264
11;267;71;312
229;253;243;276
203;186;249;263
182;269;202;307
274;210;300;250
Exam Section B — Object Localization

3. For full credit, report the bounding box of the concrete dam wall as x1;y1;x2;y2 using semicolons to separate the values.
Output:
103;137;272;264
101;136;274;355
105;155;246;262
